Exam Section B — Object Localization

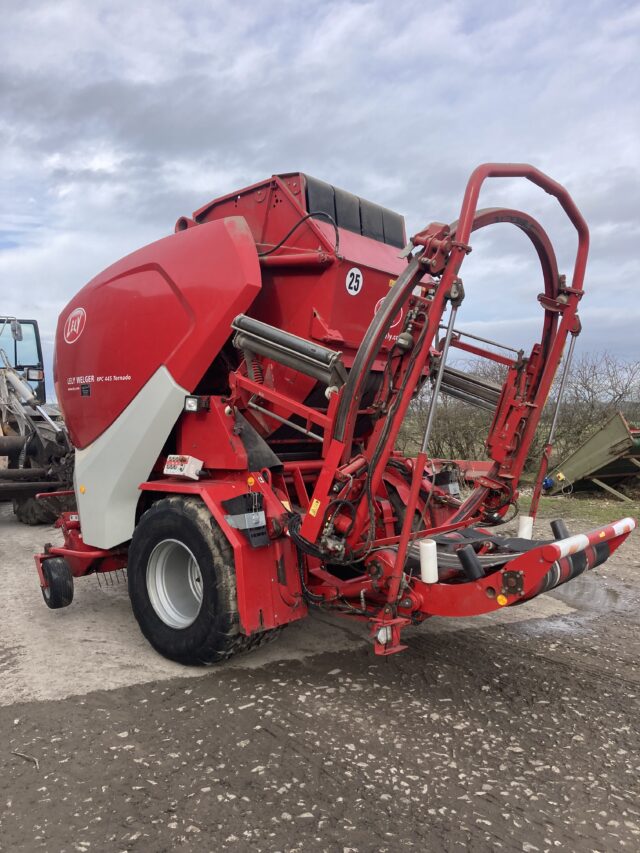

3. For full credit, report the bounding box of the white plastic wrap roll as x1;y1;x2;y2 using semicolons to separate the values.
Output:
518;515;534;540
419;539;438;584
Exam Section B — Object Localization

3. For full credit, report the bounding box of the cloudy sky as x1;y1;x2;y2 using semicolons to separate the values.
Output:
1;0;639;386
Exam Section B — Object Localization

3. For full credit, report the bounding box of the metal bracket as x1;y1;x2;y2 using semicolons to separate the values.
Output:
501;570;524;597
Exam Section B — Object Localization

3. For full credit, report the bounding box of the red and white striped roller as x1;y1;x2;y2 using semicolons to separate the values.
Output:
542;517;636;562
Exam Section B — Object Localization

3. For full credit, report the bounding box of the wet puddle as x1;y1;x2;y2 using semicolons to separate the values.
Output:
549;572;623;613
523;571;639;636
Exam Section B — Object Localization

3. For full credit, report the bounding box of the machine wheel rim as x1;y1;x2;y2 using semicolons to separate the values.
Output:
146;539;204;629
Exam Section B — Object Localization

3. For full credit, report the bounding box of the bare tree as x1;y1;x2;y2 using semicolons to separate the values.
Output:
397;352;640;475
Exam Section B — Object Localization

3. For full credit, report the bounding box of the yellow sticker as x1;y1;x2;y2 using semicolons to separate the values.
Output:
496;594;508;606
309;498;321;517
389;278;397;288
79;485;86;494
247;476;255;487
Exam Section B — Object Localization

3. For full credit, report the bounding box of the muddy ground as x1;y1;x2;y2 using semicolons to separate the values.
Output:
1;500;639;852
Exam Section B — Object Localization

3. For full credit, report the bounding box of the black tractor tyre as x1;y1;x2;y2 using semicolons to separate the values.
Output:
41;558;74;609
127;497;281;665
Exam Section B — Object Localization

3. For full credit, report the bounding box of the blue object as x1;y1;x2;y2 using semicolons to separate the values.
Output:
542;476;554;490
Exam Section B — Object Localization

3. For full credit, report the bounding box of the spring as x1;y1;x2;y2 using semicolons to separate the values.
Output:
251;357;264;384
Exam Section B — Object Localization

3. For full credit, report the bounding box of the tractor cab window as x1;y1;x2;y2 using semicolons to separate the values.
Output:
0;319;41;369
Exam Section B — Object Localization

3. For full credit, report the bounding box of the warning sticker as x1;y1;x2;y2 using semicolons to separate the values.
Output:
309;498;322;517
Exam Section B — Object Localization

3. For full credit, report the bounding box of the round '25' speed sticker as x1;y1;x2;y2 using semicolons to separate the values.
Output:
345;267;363;296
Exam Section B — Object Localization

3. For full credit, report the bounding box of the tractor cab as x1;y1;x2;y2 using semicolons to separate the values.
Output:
0;317;46;403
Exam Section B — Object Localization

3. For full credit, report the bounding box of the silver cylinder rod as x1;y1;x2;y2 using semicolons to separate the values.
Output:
247;399;324;442
547;333;577;445
420;305;459;455
35;405;63;433
439;325;522;355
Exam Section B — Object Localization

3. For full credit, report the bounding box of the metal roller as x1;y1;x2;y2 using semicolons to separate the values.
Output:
232;314;347;388
436;384;497;412
439;365;502;408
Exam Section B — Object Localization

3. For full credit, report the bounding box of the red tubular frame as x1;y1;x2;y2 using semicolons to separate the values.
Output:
303;164;588;543
415;517;635;618
390;165;589;606
457;164;589;285
293;163;608;652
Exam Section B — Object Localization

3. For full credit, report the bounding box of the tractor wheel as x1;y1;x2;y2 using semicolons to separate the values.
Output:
127;497;280;665
41;558;74;609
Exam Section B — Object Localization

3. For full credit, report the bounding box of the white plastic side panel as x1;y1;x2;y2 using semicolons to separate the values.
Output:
74;366;187;549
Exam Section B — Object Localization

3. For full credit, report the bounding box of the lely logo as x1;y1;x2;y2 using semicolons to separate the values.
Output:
63;307;86;344
374;298;403;330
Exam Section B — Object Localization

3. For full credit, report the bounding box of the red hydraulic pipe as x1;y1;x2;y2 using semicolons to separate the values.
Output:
283;460;323;473
259;252;334;267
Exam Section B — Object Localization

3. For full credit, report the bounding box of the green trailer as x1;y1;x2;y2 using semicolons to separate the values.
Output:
546;411;640;501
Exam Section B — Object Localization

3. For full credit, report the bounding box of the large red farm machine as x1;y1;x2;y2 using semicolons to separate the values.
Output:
35;163;635;661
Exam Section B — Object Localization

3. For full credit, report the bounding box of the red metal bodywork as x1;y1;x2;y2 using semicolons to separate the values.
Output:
54;217;262;449
38;164;635;655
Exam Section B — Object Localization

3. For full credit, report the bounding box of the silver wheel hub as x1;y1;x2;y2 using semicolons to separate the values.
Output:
146;539;203;629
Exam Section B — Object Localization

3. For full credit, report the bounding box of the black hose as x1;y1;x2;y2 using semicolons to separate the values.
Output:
287;512;327;560
295;546;326;603
257;211;340;257
354;309;431;559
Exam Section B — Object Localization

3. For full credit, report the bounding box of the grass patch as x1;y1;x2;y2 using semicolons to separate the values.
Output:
518;494;640;525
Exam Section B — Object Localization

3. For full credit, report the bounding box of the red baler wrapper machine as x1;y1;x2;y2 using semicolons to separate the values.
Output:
36;164;635;660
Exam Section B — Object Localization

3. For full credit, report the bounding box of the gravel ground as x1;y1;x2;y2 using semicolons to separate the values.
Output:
1;502;639;852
